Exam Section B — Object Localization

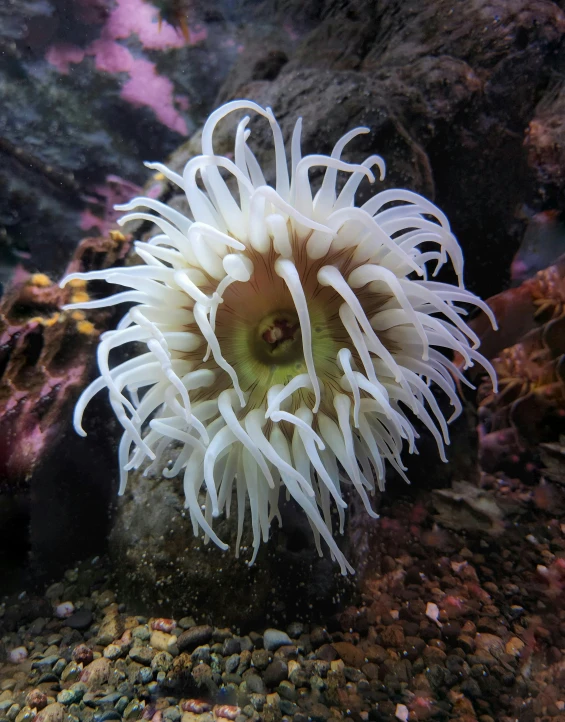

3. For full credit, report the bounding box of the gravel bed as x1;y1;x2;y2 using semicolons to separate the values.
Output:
1;469;565;722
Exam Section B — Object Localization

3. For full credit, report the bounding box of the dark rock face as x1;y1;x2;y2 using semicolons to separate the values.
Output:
218;0;565;300
108;470;354;628
0;233;130;586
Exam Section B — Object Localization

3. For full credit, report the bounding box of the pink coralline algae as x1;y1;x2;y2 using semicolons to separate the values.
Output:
121;57;188;134
45;0;197;134
80;175;143;235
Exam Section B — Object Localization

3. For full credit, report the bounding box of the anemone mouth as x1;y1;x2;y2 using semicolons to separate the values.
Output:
255;310;302;363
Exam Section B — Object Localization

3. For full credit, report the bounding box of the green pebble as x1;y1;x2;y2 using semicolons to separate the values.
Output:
123;701;143;720
53;659;67;677
61;662;81;683
14;708;34;722
57;688;83;705
115;698;129;715
6;705;20;721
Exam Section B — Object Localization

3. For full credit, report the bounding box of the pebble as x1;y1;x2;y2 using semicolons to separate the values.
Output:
25;691;47;711
123;700;144;720
54;602;74;619
263;629;291;652
1;450;562;722
505;637;525;656
97;615;125;646
132;626;150;643
7;648;27;664
150;631;178;655
34;704;65;722
224;654;240;674
250;649;270;670
81;658;112;689
61;662;82;682
190;646;210;665
331;642;365;668
177;626;213;652
72;644;94;665
57;687;84;705
66;608;93;630
15;707;35;722
104;644;124;660
262;659;287;687
151;619;176;633
129;647;155;665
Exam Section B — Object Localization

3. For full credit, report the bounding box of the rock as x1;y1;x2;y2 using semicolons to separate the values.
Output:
72;644;94;665
151;652;174;674
432;481;507;534
191;663;218;696
128;646;155;665
164;653;193;690
177;626;213;652
475;634;505;657
24;691;47;711
34;704;65;722
97;615;125;646
243;673;266;695
109;473;349;626
263;660;288;688
380;625;405;649
331;642;365;668
505;637;525;657
263;629;292;652
150;631;178;655
80;658;112;689
65;608;93;630
56;687;84;706
251;649;270;671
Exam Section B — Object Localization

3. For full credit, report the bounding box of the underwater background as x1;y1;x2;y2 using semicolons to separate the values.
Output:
2;1;565;721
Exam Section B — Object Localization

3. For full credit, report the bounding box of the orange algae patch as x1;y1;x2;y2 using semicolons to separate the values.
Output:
76;320;96;335
29;312;60;327
71;291;90;304
30;273;52;288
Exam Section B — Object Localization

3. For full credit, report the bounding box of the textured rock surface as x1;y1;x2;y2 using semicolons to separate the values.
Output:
217;0;565;300
109;471;354;628
0;233;132;584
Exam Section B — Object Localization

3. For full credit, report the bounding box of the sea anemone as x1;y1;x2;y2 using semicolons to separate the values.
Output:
61;100;497;574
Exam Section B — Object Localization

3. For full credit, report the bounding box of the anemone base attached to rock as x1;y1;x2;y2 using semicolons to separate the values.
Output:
62;100;497;574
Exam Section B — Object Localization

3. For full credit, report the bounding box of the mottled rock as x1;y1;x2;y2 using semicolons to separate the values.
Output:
331;642;365;668
177;626;213;652
34;704;65;722
80;658;112;689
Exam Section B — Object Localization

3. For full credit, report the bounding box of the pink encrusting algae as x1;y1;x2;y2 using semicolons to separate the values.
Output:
45;0;194;133
80;176;144;235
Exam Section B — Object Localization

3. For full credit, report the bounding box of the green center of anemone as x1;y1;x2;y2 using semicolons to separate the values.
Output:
208;253;356;411
215;298;342;410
